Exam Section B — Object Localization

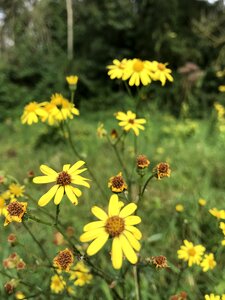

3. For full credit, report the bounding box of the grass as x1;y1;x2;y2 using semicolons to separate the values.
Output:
0;104;225;299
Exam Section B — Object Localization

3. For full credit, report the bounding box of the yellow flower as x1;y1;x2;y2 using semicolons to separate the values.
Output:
222;295;225;300
175;204;184;212
4;200;27;226
80;194;142;269
53;248;74;272
214;102;225;119
15;291;26;299
0;196;6;216
116;111;146;136
201;253;216;272
21;102;47;125
209;208;225;220
150;61;173;86
122;58;153;86
9;183;25;198
69;261;93;286
40;102;59;126
108;172;127;193
1;190;11;200
177;240;205;267
50;93;79;121
198;198;206;206
97;123;107;138
222;239;225;246
107;59;129;80
205;294;221;300
219;222;225;235
218;85;225;92
66;75;79;85
50;274;65;294
33;162;90;207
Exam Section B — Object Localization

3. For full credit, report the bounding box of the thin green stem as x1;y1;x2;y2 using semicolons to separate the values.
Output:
140;174;155;199
55;204;60;225
133;265;141;300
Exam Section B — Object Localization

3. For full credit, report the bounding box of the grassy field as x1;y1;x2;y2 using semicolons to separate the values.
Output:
0;105;225;299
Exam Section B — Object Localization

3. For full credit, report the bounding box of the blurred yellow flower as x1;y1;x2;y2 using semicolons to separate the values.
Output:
97;123;107;138
40;102;59;125
209;208;225;220
107;59;129;79
4;200;27;226
108;172;127;193
205;294;221;300
15;291;26;299
66;75;78;85
151;61;173;86
1;190;11;200
198;198;206;206
214;102;225;119
218;85;225;92
116;110;146;136
69;261;93;286
0;196;6;216
80;194;142;269
122;58;153;86
50;93;79;121
9;183;25;198
219;222;225;235
177;240;205;267
50;275;65;294
21;102;47;125
33;162;90;207
201;253;216;272
175;204;184;212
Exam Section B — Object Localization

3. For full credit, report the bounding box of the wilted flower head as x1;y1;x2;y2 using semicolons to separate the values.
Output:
4;200;27;226
136;154;150;169
150;255;168;269
108;172;127;193
153;162;171;179
53;248;74;271
7;233;17;245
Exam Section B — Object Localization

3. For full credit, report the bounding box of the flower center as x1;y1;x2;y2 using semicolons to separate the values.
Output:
158;163;169;173
57;171;71;186
105;216;125;237
111;176;125;189
133;60;144;72
158;63;165;71
54;249;73;271
7;202;24;216
188;248;196;256
128;119;135;124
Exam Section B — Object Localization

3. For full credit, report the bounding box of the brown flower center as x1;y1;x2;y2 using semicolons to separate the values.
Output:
7;202;24;216
133;60;144;72
54;249;73;270
105;216;125;237
188;248;196;256
158;63;165;71
128;119;135;124
111;176;125;189
137;155;150;168
151;255;168;268
57;171;71;186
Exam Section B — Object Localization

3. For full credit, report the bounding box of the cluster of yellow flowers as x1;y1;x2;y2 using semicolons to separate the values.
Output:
205;294;225;300
214;102;225;134
107;58;173;86
177;240;216;272
209;207;225;246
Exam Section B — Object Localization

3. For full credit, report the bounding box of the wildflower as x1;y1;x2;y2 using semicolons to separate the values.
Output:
136;155;150;169
16;260;26;270
9;183;25;198
21;102;47;125
53;231;65;246
40;102;59;125
219;222;225;235
107;59;129;80
122;58;153;86
116;111;146;136
7;233;17;245
97;123;107;138
177;240;205;267
0;196;6;216
108;172;127;193
110;129;118;139
153;162;171;179
201;253;216;272
175;204;184;212
150;255;168;269
209;208;225;220
15;291;26;299
53;248;74;271
4;200;27;226
33;161;90;206
205;294;221;300
151;61;173;86
199;198;206;206
218;85;225;92
4;280;16;294
80;194;142;269
50;275;66;294
66;75;78;85
1;190;11;200
69;261;93;286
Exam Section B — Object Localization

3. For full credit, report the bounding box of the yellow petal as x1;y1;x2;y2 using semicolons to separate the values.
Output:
119;234;138;264
83;221;105;231
71;175;90;188
63;164;71;171
80;228;106;242
33;175;56;184
40;165;58;176
54;186;64;205
38;185;59;206
119;203;137;218
86;233;109;256
125;216;141;225
123;230;141;251
71;187;82;197
68;161;86;174
65;185;78;205
108;194;120;217
112;237;123;269
91;206;108;221
125;225;142;240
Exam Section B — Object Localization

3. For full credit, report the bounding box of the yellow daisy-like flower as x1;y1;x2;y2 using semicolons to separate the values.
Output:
9;183;25;198
151;61;173;86
15;291;26;299
40;101;59;126
175;204;184;212
219;222;225;235
66;75;79;85
1;190;11;200
218;85;225;92
97;123;107;138
209;208;225;220
205;294;221;300
116;111;146;136
122;58;153;86
50;274;66;294
80;194;142;269
53;248;74;272
108;172;127;193
21;102;47;125
177;240;205;267
69;261;93;286
4;200;27;226
50;93;79;121
201;253;216;272
198;198;207;206
33;161;90;207
107;59;129;80
222;295;225;300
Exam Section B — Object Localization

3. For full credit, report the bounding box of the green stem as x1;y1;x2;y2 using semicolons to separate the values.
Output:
55;204;60;225
133;265;141;300
140;174;155;199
